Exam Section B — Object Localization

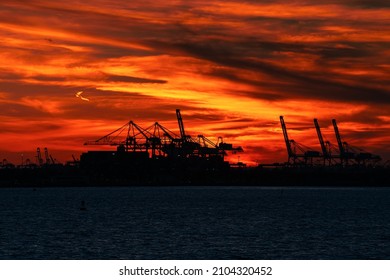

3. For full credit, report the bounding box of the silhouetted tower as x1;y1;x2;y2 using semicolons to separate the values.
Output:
332;119;343;153
314;119;331;165
152;122;176;141
280;116;294;164
36;148;43;166
176;109;186;142
128;121;154;154
332;119;354;165
44;147;51;164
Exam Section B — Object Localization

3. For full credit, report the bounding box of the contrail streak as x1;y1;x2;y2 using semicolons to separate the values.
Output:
75;91;90;102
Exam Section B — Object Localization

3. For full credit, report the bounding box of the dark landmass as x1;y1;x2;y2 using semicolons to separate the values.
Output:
0;151;389;187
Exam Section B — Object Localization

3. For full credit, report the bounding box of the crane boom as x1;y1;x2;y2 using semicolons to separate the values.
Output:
332;119;344;155
176;109;186;140
36;148;43;166
314;119;328;157
280;116;293;159
153;122;178;140
44;147;51;164
130;121;150;140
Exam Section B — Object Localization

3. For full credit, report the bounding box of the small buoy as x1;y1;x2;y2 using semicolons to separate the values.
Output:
80;200;87;211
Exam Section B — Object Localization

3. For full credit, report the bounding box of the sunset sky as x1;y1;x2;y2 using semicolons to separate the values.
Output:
0;0;389;165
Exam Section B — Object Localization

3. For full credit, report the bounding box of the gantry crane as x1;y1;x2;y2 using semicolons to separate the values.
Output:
44;147;51;164
175;109;242;159
332;119;355;165
174;109;201;157
280;116;294;163
36;148;43;166
314;119;333;165
146;122;181;158
280;116;320;165
84;109;242;162
84;121;152;153
332;119;381;166
176;109;190;142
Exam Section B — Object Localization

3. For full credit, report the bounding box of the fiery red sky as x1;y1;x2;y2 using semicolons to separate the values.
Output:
0;0;389;165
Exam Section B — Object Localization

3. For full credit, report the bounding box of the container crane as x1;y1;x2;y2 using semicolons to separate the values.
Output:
280;116;320;165
314;119;332;165
175;109;201;157
83;109;243;163
127;121;161;156
332;119;355;165
176;109;188;142
36;148;43;166
150;122;179;142
146;122;182;158
196;135;224;158
217;137;243;153
44;147;51;164
280;116;294;163
84;121;152;153
332;119;381;166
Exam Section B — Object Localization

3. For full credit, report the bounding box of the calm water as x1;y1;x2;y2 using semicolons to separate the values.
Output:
0;186;389;259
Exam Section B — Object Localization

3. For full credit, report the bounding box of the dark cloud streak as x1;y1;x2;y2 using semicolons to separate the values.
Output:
163;41;390;104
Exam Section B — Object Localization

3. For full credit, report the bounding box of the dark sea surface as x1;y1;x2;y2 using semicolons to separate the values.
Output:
0;186;390;259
